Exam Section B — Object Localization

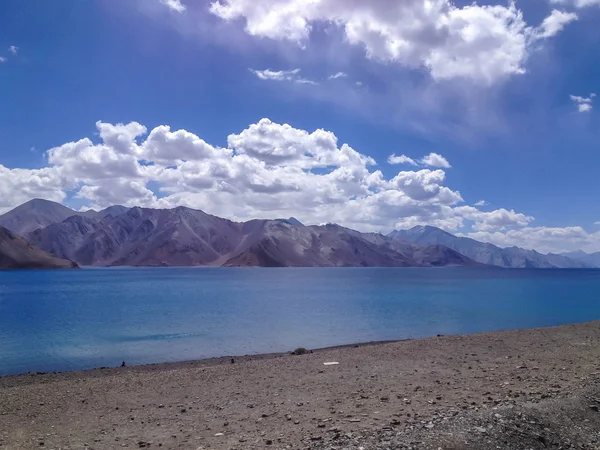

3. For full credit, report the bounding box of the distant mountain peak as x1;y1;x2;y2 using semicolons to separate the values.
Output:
276;217;304;226
388;225;454;239
23;198;58;206
0;199;78;234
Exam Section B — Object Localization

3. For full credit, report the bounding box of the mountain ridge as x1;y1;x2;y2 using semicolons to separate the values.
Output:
560;250;600;267
0;199;129;235
389;225;592;268
2;201;478;268
0;200;593;268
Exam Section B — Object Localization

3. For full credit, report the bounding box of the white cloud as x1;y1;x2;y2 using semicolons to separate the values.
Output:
209;0;575;84
456;206;533;231
0;165;68;212
8;45;18;56
551;0;600;8
388;154;417;166
474;200;488;207
328;72;347;80
295;78;318;85
0;119;534;236
595;221;600;225
160;0;186;12
571;93;595;112
250;68;317;85
251;68;299;81
387;152;451;169
420;153;451;168
0;57;6;63
388;169;461;203
533;10;578;39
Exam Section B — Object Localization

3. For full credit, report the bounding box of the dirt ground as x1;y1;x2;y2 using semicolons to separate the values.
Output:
1;322;600;450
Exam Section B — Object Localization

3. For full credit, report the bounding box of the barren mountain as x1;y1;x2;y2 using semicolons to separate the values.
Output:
0;199;83;235
6;199;586;269
36;206;245;266
21;202;479;268
222;222;416;267
0;227;78;270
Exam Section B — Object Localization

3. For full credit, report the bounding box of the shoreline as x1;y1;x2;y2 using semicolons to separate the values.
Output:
1;337;410;382
0;320;593;380
2;321;600;449
0;320;577;380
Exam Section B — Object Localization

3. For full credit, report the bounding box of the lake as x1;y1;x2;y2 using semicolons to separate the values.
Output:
1;267;600;376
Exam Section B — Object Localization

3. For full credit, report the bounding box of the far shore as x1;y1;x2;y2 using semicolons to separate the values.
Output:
2;321;600;449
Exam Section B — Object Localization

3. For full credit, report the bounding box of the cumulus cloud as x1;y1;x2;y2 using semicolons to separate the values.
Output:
251;68;317;85
533;10;578;39
209;0;575;84
160;0;186;12
0;165;68;211
388;154;418;166
420;153;451;168
6;118;598;252
455;206;534;231
551;0;600;8
0;118;534;236
474;200;488;207
571;93;595;112
8;45;18;56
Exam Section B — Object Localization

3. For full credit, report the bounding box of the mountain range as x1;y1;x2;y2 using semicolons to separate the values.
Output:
559;250;600;268
14;201;477;268
0;199;594;269
390;226;592;269
0;226;78;270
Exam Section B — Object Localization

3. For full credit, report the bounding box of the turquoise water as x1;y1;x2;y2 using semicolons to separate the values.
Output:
1;267;600;376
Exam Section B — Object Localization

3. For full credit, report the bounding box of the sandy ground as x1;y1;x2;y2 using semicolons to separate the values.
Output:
1;322;600;450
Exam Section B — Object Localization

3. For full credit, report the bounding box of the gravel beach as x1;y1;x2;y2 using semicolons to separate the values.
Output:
1;322;600;449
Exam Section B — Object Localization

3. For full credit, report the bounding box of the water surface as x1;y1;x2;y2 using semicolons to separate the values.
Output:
1;267;599;376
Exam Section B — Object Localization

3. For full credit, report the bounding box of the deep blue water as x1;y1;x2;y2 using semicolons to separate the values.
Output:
1;267;600;376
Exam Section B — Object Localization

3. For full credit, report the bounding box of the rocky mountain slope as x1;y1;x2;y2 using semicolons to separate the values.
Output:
1;199;592;269
0;227;78;270
389;225;591;268
222;222;417;267
24;206;476;268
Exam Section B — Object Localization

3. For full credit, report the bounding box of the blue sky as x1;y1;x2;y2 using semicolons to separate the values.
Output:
0;0;599;253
